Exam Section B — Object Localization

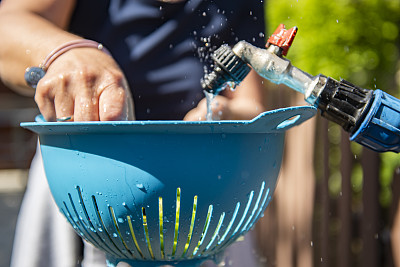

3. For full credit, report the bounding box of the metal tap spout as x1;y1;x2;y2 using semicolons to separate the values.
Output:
201;24;400;153
231;40;321;104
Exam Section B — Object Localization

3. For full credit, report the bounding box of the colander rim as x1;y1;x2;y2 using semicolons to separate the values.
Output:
20;105;316;135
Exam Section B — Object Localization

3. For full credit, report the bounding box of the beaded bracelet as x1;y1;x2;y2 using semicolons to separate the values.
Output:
24;39;110;88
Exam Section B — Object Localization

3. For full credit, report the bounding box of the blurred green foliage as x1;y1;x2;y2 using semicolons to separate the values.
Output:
265;0;400;206
266;0;400;92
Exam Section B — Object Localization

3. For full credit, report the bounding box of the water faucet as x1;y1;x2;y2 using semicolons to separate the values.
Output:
202;24;400;153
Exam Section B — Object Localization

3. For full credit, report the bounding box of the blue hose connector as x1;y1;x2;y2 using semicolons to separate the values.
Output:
350;89;400;153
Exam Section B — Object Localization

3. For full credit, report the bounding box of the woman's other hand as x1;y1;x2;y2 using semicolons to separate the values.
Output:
184;70;266;121
184;95;232;121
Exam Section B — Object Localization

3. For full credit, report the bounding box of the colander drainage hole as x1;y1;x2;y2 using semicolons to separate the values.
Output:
181;195;198;258
76;187;121;257
159;187;199;260
172;188;181;257
91;196;129;258
109;206;135;258
204;212;225;252
242;182;266;233
159;197;165;259
192;205;213;257
126;215;144;258
217;202;240;246
141;207;155;259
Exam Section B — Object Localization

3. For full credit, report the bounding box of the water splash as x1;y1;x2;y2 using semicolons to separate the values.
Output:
225;81;237;92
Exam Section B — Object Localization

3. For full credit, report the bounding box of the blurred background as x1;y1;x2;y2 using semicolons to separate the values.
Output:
254;0;400;267
0;0;400;266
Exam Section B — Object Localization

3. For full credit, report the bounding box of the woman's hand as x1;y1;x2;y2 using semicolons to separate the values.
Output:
184;95;232;121
184;70;266;121
34;47;135;122
183;94;264;121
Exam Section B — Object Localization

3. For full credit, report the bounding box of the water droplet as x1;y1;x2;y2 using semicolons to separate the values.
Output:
202;12;207;16
336;19;339;23
118;217;124;223
136;183;148;193
113;233;118;237
259;32;265;38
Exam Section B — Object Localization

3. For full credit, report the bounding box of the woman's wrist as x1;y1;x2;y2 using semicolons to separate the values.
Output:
24;39;110;88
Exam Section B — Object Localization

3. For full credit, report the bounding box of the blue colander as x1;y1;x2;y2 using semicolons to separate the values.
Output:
21;106;316;267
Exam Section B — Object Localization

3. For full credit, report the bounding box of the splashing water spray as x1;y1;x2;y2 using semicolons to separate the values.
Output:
202;24;400;153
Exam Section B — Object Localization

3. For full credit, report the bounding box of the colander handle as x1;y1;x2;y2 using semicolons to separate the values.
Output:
249;106;317;133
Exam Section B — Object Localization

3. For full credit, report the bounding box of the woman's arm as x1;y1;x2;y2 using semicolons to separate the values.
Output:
0;0;77;93
0;0;134;121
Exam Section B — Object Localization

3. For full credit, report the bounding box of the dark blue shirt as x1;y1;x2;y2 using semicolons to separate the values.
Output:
69;0;266;120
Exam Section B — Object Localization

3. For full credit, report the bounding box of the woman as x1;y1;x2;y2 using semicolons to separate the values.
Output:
0;0;267;266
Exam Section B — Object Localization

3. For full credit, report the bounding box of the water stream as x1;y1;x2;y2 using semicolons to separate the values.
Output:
204;91;216;121
204;82;236;121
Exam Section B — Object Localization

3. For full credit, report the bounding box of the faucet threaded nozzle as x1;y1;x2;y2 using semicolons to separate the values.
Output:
201;45;251;94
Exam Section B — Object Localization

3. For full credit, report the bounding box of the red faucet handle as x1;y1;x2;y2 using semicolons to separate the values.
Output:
266;24;298;56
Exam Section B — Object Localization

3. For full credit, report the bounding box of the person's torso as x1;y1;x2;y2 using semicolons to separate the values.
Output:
69;0;266;119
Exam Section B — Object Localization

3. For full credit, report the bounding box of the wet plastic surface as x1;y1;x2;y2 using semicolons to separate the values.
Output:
21;106;316;267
